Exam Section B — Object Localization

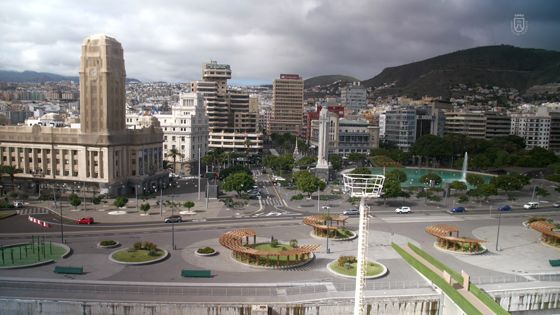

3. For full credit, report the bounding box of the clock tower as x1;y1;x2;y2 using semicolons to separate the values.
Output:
79;34;126;134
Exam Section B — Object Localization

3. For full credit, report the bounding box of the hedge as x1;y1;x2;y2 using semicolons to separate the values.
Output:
391;243;482;315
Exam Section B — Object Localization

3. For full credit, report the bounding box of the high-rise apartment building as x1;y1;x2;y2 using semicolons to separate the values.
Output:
340;82;367;112
269;74;304;136
511;108;551;150
191;61;262;152
383;107;417;151
484;112;511;139
0;34;166;195
444;111;486;139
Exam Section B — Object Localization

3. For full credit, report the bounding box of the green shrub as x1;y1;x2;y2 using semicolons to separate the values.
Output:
290;193;304;201
100;240;117;246
289;239;298;248
143;241;157;251
114;196;128;208
148;249;159;257
457;195;469;203
92;196;102;205
0;199;14;209
337;256;357;267
271;239;279;248
133;241;143;250
7;191;18;198
197;246;215;254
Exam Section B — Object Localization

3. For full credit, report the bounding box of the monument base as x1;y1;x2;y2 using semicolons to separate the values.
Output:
314;167;331;182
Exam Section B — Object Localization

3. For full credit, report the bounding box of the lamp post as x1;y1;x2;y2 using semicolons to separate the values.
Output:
82;182;86;211
495;212;502;251
322;205;331;254
170;183;180;250
135;184;140;213
53;185;64;243
198;147;201;201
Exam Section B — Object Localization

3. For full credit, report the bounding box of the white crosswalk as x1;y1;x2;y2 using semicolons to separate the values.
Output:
262;198;284;207
378;215;464;223
16;208;50;215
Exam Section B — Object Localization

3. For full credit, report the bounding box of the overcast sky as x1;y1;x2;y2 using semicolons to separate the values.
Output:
1;0;559;84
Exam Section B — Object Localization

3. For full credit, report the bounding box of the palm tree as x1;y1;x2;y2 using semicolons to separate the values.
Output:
166;148;183;174
3;166;23;191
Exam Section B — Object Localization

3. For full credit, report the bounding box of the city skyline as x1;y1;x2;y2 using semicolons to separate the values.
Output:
1;0;559;84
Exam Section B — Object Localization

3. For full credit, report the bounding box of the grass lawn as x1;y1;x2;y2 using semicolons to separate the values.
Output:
0;243;67;267
112;249;164;262
330;261;384;277
233;242;309;265
0;210;16;220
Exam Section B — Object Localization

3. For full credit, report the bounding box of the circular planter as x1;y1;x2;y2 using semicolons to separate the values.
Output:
327;260;388;279
0;242;71;269
195;249;218;256
309;230;358;241
97;241;121;249
433;242;487;255
109;248;169;265
540;240;560;250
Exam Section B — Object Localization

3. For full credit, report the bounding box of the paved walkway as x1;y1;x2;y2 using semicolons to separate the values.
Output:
402;245;494;315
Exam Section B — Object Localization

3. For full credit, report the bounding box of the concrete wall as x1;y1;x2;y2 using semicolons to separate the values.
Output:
492;287;560;313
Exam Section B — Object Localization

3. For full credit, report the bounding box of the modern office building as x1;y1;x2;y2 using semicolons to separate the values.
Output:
511;107;551;150
0;34;166;195
337;119;379;156
269;74;304;136
383;107;417;151
191;61;263;152
126;92;208;175
340;82;367;112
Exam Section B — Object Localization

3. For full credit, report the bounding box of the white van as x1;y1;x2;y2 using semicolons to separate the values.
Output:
523;202;539;209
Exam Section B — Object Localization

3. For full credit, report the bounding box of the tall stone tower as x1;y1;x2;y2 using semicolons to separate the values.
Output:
79;34;126;134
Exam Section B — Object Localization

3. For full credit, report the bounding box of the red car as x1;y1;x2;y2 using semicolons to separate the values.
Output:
77;217;94;224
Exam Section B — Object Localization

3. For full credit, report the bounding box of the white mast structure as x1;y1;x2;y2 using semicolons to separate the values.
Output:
342;172;385;315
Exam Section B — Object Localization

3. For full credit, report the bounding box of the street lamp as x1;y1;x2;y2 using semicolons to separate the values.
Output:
495;212;502;251
52;184;64;243
135;184;140;213
170;183;180;250
322;205;331;254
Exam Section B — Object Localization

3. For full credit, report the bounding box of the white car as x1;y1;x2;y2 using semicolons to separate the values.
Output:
395;206;411;214
523;202;539;209
343;209;360;215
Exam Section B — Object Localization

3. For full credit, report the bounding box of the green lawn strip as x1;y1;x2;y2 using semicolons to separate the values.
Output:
0;244;66;267
408;243;509;315
250;243;295;262
391;243;482;315
331;261;383;276
112;249;164;262
0;210;17;220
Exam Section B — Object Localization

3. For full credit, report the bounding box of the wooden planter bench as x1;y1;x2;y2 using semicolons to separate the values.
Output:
181;269;212;278
54;266;84;274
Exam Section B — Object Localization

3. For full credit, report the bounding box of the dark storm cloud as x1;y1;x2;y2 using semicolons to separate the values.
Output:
0;0;558;83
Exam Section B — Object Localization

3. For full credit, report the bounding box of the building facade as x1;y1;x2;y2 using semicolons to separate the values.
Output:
126;92;208;175
444;111;486;139
383;107;417;151
269;74;304;136
191;61;263;152
510;108;551;150
340;82;367;112
0;34;166;195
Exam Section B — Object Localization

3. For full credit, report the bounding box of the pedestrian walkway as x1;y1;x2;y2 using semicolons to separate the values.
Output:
401;245;494;315
17;208;50;215
262;197;283;207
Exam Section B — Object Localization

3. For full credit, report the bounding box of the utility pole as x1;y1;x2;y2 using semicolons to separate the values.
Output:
496;212;502;251
53;186;63;243
198;147;201;201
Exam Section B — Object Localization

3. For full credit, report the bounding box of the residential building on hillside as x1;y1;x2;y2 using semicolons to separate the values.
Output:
340;82;367;112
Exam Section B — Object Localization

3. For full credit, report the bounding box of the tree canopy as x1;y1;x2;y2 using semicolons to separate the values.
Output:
293;171;325;197
222;172;255;197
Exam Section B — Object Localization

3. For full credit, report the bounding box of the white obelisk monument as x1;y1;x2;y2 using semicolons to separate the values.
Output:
315;107;330;180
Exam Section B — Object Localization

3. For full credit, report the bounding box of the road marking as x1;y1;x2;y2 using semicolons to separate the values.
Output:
379;215;463;223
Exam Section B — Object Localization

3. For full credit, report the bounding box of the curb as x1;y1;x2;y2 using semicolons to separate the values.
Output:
326;260;388;279
109;248;169;265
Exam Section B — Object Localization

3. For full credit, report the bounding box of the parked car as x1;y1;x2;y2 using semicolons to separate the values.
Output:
451;206;466;213
395;206;411;214
553;203;560;208
523;202;539;209
498;205;512;211
343;208;360;215
164;215;182;223
13;201;24;208
77;217;94;224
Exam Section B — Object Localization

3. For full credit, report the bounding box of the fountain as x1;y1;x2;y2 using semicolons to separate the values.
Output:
461;152;468;182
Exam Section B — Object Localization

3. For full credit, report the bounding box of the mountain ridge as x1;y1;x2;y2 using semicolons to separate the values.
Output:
0;70;140;83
